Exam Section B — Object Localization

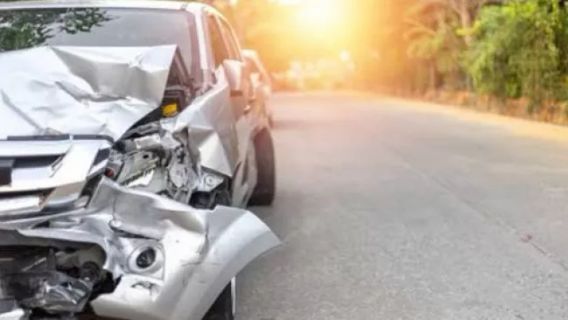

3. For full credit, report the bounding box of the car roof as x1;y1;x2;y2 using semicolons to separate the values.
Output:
0;0;207;12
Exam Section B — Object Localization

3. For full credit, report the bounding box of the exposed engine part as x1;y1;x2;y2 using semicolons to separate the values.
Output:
0;245;106;317
106;121;199;204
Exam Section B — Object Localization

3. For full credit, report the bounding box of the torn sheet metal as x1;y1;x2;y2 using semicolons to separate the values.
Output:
163;81;241;177
90;200;280;320
1;176;279;320
0;45;243;179
0;45;176;141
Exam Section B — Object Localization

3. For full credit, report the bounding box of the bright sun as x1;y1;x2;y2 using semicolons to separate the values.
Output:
296;0;342;33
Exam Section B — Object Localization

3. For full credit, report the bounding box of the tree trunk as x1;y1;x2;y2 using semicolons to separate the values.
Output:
429;62;438;91
457;0;473;45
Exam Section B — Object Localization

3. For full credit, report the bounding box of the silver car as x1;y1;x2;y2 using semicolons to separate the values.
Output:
242;49;274;127
0;1;278;319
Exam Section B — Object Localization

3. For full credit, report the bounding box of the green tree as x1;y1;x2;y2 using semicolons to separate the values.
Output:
404;0;464;90
466;0;567;109
402;0;489;91
0;8;110;51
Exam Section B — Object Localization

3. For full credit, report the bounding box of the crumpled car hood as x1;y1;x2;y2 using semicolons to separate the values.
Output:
0;45;176;141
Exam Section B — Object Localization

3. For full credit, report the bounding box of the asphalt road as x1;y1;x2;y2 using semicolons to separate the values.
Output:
238;92;568;320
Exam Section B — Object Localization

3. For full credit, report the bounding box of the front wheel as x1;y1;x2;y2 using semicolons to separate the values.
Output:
248;129;276;206
203;279;236;320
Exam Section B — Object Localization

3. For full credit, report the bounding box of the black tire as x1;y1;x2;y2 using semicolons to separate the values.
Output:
199;185;235;320
248;129;276;206
203;282;235;320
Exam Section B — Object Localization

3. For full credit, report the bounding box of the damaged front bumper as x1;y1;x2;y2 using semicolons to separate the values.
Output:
0;178;279;320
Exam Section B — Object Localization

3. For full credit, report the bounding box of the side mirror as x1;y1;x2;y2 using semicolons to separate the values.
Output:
223;59;254;117
223;59;248;97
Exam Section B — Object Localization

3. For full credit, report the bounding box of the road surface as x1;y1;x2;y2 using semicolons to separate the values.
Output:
238;92;568;320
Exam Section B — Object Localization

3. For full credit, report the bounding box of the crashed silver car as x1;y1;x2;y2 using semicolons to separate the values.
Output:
0;2;278;319
242;49;273;127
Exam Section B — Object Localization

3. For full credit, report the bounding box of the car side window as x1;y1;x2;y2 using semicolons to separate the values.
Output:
207;15;230;68
218;19;242;61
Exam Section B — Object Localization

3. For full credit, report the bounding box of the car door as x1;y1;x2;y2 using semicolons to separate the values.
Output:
214;15;259;206
169;12;240;188
243;51;273;124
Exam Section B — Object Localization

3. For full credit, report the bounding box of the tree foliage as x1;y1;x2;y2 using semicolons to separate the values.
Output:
404;0;464;90
377;0;568;110
0;8;110;51
465;0;568;107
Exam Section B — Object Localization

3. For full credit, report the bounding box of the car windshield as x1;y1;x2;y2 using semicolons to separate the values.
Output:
0;7;196;74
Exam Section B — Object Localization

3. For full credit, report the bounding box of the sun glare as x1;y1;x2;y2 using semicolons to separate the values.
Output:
296;0;342;33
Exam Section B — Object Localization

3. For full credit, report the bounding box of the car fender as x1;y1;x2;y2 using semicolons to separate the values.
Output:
91;206;280;320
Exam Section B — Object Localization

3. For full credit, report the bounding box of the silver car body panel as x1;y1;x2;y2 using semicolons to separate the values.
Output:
0;46;176;141
242;49;273;121
170;72;239;178
89;182;279;320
